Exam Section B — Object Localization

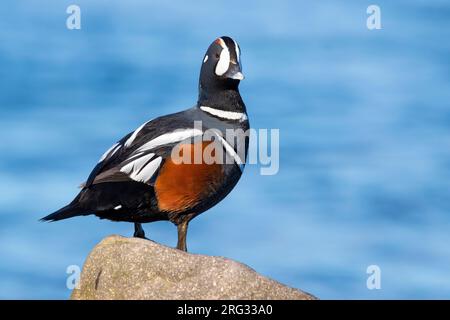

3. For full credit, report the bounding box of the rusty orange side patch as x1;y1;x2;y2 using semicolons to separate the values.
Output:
154;142;223;212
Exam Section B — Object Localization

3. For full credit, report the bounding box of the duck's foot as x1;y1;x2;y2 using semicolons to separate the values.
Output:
133;222;150;240
176;220;189;252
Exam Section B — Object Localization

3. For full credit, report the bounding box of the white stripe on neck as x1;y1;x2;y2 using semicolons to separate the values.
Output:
200;106;247;121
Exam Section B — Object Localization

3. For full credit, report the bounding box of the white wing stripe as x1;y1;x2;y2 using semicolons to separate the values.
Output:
120;153;154;175
119;128;204;184
136;156;162;183
135;128;203;154
124;120;151;147
98;143;120;163
120;153;162;183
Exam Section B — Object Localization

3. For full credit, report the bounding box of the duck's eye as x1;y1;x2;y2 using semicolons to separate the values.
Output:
215;53;220;59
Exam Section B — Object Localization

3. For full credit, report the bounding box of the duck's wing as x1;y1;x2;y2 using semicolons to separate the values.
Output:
82;110;203;188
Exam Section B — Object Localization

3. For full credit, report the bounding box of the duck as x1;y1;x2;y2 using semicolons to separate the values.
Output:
41;36;249;252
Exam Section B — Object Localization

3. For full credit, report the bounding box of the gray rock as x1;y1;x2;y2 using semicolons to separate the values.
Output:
71;235;316;300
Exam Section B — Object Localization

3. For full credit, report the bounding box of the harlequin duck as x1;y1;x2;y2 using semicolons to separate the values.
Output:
41;36;249;252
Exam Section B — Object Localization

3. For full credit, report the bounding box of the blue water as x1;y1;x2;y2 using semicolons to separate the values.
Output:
1;0;450;299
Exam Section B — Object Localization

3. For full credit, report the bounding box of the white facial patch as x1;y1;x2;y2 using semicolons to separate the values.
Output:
203;55;208;63
215;39;230;76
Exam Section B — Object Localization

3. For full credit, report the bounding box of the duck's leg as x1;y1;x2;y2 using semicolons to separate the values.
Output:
176;220;189;252
133;222;146;239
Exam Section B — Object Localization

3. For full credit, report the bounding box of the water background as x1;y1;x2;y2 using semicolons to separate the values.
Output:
1;0;450;299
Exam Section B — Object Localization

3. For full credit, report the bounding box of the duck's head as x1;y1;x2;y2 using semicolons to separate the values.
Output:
199;36;244;91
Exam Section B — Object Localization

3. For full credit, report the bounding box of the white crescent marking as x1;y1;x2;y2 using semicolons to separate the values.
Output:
200;106;247;121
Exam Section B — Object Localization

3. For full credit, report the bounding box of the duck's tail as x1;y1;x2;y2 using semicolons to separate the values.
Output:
41;195;85;222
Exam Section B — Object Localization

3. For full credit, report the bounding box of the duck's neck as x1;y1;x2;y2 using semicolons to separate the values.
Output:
198;85;246;113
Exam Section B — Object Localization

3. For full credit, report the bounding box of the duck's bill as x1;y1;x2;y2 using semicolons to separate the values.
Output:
229;71;244;80
224;64;245;80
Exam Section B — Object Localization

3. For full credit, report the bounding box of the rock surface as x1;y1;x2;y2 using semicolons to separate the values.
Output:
71;235;316;300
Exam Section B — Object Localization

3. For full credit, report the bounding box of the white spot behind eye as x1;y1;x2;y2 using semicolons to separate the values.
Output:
203;55;208;63
215;47;230;76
